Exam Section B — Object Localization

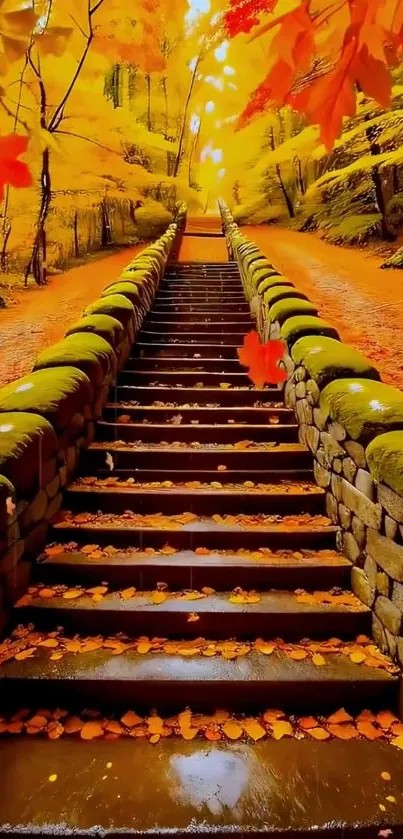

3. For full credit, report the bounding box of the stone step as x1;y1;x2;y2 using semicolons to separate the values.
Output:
117;371;253;387
149;308;251;318
52;516;338;552
112;386;281;406
103;404;293;423
133;343;241;358
64;481;325;516
126;356;247;371
37;548;351;590
143;321;252;333
0;645;397;712
139;331;247;344
16;590;370;641
85;443;309;470
0;737;402;837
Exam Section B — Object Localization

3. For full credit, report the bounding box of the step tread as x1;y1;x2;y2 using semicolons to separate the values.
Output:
53;516;336;535
67;481;324;497
21;589;368;617
89;441;305;452
0;738;402;837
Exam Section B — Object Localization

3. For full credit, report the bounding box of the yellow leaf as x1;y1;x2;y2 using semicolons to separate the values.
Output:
350;651;366;664
256;643;275;655
386;796;396;803
48;774;58;783
120;587;136;600
149;734;160;744
121;711;143;728
381;771;391;781
87;586;108;596
243;720;266;741
38;638;59;648
222;721;243;740
62;589;82;600
137;641;152;654
50;652;64;661
309;727;331;740
151;591;168;604
187;612;200;622
271;721;293;740
391;735;403;750
288;649;307;661
147;715;164;735
181;727;199;740
312;654;326;667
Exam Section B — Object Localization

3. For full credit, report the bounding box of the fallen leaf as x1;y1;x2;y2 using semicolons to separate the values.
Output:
62;589;83;600
312;654;326;667
15;648;36;661
121;710;143;728
64;715;84;734
120;587;137;600
350;651;367;664
327;708;353;724
309;727;331;740
151;591;168;604
105;452;114;471
48;774;58;783
271;721;293;740
137;641;152;654
243;720;266;741
38;638;59;649
386;796;396;803
391;735;403;750
187;612;200;622
357;721;384;741
328;723;359;740
288;649;307;661
47;721;64;740
381;771;391;781
80;721;104;740
38;588;55;599
222;721;243;740
45;545;64;557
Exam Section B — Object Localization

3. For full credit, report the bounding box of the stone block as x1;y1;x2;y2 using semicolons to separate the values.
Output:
343;531;361;564
23;520;49;559
385;515;398;541
0;539;24;574
328;422;347;442
313;408;326;431
306;425;319;454
364;553;378;588
3;559;32;606
45;473;60;500
40;457;58;488
45;492;63;521
351;515;366;549
59;464;68;488
367;528;403;582
284;381;296;408
298;424;307;447
320;432;345;460
339;503;351;530
376;571;390;597
333;458;343;474
342;457;357;483
341;479;382;529
378;483;403;524
295;366;305;382
331;473;343;501
314;461;331;488
355;469;374;501
295;382;306;399
66;445;78;475
397;637;403;667
20;489;48;531
351;566;375;607
344;440;367;468
385;628;397;659
326;492;338;523
372;613;387;653
306;379;320;406
375;595;402;635
392;580;403;612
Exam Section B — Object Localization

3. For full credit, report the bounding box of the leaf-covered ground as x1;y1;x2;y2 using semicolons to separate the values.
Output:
0;246;141;387
244;225;403;390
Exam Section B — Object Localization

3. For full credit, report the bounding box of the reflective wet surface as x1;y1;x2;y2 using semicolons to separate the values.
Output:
0;738;403;835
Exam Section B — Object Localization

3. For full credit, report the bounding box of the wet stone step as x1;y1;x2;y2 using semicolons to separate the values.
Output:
117;371;254;387
85;443;309;470
16;590;371;641
112;386;282;406
94;423;302;444
143;321;252;333
0;737;403;838
103;404;293;423
64;481;325;516
0;645;397;712
51;515;338;551
82;469;314;487
37;548;351;590
132;343;241;358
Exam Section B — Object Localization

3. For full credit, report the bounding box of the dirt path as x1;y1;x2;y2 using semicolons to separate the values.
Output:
0;247;141;387
244;225;403;390
178;235;228;263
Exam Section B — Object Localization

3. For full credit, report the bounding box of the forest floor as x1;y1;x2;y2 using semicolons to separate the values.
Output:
244;225;403;391
0;246;141;387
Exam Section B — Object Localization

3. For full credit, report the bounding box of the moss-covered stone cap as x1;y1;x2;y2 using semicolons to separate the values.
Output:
84;294;135;330
66;314;124;350
0;411;58;494
320;379;403;442
33;333;115;385
0;368;92;433
101;282;141;306
366;431;403;496
263;284;306;305
270;298;318;325
252;267;281;288
281;316;340;347
292;336;380;388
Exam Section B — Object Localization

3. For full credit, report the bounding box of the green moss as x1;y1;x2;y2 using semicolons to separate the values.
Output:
84;294;135;330
320;379;403;442
243;253;262;271
34;333;115;385
65;315;124;350
366;431;403;495
263;284;306;305
101;282;141;306
0;411;58;494
252;268;281;289
270;298;318;325
0;368;92;432
292;336;380;387
281;316;340;347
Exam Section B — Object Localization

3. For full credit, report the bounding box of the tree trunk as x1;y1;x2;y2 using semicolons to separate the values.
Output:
101;198;112;247
0;220;11;272
357;82;395;241
276;164;294;218
25;147;51;286
296;157;305;195
73;210;79;258
172;55;200;178
146;74;152;132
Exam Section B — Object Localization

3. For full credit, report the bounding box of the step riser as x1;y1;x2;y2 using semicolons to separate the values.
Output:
17;606;370;642
126;358;247;371
85;449;308;470
37;557;351;591
86;470;314;486
64;489;325;516
96;422;300;444
104;406;294;423
51;525;338;552
139;333;246;344
150;308;251;317
133;344;240;358
113;387;281;406
0;676;396;714
160;283;243;291
117;372;254;387
143;322;251;333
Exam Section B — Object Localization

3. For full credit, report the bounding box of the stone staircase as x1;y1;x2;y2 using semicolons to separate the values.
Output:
0;252;402;835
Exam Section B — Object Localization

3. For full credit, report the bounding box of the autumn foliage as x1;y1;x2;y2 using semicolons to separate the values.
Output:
224;0;403;149
237;330;287;386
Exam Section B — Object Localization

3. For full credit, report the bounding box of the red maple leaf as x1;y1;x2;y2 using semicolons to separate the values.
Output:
0;134;32;202
224;0;277;38
237;331;287;387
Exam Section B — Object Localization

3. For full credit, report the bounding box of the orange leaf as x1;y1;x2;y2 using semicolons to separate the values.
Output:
271;720;293;740
244;720;266;741
38;638;59;649
137;641;152;654
205;726;221;741
120;587;137;600
222;721;243;740
237;331;287;387
151;591;168;604
357;721;384;740
45;545;64;557
121;710;143;728
328;723;359;740
15;648;36;661
62;589;83;600
80;721;104;740
309;727;331;741
327;708;353;724
288;649;307;661
187;612;200;622
64;715;84;734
